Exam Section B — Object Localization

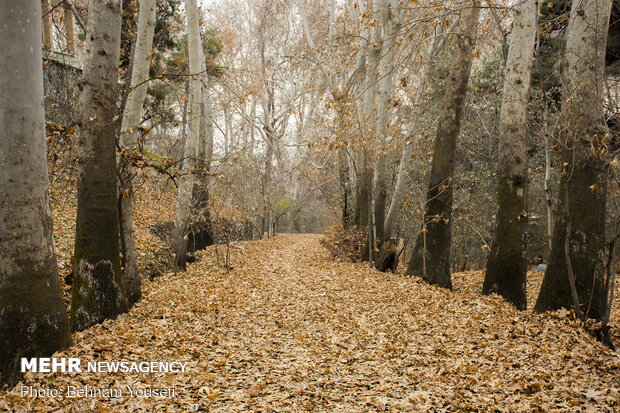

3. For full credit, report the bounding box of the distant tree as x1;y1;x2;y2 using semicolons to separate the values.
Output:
405;1;480;288
535;0;613;320
482;0;538;310
70;0;128;331
0;0;71;385
297;0;368;230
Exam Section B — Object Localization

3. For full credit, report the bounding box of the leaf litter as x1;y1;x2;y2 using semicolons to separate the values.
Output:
1;185;619;411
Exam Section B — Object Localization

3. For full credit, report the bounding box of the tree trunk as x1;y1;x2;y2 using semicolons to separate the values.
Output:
360;18;380;248
119;0;156;305
173;0;202;270
189;51;213;252
202;58;214;167
373;0;399;244
383;20;456;241
180;79;189;152
64;3;76;55
535;0;612;320
543;102;554;251
70;0;128;332
482;0;537;310
405;2;480;288
335;103;352;228
41;0;52;48
223;106;230;156
0;0;72;385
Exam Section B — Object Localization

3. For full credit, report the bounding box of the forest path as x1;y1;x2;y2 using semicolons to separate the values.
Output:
2;234;619;412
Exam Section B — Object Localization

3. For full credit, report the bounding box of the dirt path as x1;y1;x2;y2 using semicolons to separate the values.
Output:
2;234;619;411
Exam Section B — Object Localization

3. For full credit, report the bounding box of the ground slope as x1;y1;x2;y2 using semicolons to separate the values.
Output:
1;234;619;412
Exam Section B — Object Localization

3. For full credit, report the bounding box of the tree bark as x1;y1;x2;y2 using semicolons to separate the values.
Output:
535;0;612;320
119;0;156;305
360;13;380;249
64;3;76;55
0;0;71;385
173;0;202;270
482;0;537;310
373;0;399;244
383;141;412;240
336;103;352;228
70;0;128;331
405;2;480;288
41;0;53;48
189;45;213;253
383;19;456;241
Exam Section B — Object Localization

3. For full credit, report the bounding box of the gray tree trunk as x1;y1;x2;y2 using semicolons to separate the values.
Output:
119;0;156;305
482;0;537;310
41;0;52;48
360;12;380;247
0;0;71;385
70;0;128;331
535;0;612;320
188;43;213;253
64;3;76;55
405;2;480;288
373;0;400;243
353;2;374;230
173;0;202;270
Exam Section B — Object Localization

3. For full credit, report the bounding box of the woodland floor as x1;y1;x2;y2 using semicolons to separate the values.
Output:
1;185;620;411
0;233;619;412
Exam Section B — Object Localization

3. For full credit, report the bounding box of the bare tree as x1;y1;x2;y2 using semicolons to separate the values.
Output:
405;1;480;288
482;0;538;310
373;0;401;244
173;0;203;270
383;19;457;242
70;0;128;331
119;0;156;305
535;0;612;320
297;0;367;228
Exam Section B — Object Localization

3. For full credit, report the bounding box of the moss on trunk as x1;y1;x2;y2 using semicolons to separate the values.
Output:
483;172;528;309
535;158;607;319
70;0;128;331
0;259;72;385
534;0;611;321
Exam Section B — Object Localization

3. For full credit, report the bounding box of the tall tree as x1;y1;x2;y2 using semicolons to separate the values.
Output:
119;0;157;305
383;19;457;242
173;0;202;270
297;0;367;229
373;0;401;244
188;32;215;252
70;0;128;331
359;0;378;247
405;2;480;288
482;0;538;310
535;0;612;320
0;0;72;385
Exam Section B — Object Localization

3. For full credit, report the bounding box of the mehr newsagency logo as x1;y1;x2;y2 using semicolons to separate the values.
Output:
19;357;188;399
